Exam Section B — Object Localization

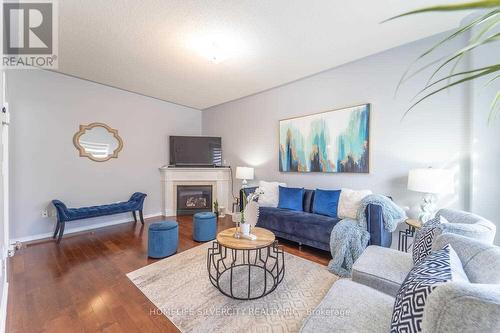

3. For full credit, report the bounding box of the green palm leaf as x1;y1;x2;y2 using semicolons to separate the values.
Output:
484;73;500;87
387;1;500;121
426;32;500;86
393;10;499;95
384;1;500;22
416;65;499;94
416;10;499;60
405;65;500;116
489;91;500;122
446;15;500;85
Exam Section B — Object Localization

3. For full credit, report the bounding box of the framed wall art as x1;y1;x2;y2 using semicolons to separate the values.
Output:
279;104;370;173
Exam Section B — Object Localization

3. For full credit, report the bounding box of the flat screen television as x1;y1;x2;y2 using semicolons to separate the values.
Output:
169;136;222;167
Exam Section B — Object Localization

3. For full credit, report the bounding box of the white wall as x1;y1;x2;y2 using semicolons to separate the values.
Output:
8;32;498;247
470;31;500;245
203;33;470;218
8;69;201;241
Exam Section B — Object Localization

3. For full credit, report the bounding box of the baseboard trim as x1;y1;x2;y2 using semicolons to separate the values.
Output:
0;246;8;333
164;209;175;216
10;212;162;244
163;210;235;216
0;280;7;333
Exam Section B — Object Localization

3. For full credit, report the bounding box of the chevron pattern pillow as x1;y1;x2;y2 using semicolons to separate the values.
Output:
390;244;457;333
412;216;442;265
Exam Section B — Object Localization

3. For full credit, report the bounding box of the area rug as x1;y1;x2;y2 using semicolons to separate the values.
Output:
127;242;339;333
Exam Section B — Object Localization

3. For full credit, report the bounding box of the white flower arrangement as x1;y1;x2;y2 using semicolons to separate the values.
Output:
246;187;264;205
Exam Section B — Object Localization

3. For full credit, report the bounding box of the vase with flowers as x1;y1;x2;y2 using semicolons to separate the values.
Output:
233;188;261;239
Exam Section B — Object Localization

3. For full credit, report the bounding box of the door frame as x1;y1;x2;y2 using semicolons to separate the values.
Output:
1;71;8;252
0;70;9;333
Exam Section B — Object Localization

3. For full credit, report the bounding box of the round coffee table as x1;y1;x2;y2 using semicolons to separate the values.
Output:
207;227;285;300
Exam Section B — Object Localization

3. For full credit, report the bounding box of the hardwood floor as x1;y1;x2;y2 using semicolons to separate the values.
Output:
6;215;331;333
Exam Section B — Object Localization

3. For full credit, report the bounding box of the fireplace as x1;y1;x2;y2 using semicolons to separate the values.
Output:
160;167;231;216
176;185;213;215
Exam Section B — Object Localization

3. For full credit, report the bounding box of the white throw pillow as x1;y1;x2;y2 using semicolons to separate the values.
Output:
338;188;373;219
257;180;286;208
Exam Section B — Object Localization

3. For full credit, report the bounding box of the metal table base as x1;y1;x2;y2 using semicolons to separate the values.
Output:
207;240;285;300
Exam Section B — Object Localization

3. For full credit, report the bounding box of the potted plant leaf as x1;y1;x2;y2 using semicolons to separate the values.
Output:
213;200;219;219
385;0;500;121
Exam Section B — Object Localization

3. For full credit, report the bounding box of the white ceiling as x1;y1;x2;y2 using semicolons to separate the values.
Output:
58;0;468;109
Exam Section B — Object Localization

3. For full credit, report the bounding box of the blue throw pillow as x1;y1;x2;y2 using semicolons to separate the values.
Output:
312;189;341;217
277;186;304;211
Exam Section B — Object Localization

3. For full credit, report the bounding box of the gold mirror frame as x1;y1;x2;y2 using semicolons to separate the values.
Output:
73;122;123;162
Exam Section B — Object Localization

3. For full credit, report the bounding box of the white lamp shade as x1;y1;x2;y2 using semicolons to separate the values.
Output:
236;166;254;180
408;168;455;194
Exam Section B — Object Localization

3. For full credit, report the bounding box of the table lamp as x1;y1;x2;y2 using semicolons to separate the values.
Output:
236;166;254;187
408;168;455;222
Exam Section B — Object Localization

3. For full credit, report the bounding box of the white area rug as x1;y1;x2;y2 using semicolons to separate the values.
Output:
127;242;338;333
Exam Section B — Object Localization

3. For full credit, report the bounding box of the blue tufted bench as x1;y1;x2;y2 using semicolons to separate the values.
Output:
52;192;147;243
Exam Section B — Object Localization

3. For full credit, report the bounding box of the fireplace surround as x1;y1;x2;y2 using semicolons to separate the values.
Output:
159;166;232;217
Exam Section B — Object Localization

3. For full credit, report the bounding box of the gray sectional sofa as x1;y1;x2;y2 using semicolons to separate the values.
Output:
301;209;500;333
352;208;497;297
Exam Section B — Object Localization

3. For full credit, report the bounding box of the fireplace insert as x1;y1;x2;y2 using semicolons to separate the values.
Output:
176;185;213;215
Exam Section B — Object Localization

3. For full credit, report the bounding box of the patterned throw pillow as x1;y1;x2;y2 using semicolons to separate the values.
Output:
390;244;454;333
412;216;442;265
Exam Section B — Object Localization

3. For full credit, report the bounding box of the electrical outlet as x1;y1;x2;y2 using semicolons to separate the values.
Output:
41;209;49;218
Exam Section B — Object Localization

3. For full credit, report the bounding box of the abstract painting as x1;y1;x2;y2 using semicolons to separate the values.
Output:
279;104;370;173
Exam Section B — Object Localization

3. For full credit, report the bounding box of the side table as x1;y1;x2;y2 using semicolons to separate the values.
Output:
398;219;422;252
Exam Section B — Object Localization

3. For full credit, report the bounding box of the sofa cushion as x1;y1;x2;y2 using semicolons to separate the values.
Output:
432;233;500;284
422;282;500;333
300;279;394;333
436;208;496;244
352;246;413;297
312;189;341;218
438;222;494;243
303;189;315;213
257;207;339;246
278;186;304;211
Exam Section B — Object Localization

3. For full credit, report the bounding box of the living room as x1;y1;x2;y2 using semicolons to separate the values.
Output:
0;1;499;332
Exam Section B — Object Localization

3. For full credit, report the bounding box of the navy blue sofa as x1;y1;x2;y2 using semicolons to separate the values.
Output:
52;192;147;243
240;187;391;251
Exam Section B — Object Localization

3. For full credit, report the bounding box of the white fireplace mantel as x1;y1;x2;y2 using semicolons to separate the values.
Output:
159;166;233;216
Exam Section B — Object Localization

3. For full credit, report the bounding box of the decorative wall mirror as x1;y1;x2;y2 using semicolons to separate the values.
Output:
73;122;123;162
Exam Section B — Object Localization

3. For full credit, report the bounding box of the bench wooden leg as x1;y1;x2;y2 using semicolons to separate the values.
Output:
139;210;144;224
132;211;137;223
57;221;65;244
53;220;60;239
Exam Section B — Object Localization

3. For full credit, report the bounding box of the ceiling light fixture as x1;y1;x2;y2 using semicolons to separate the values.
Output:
188;32;244;64
204;41;228;64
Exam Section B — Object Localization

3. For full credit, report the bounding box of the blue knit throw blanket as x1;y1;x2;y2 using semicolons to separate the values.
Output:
328;194;406;277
